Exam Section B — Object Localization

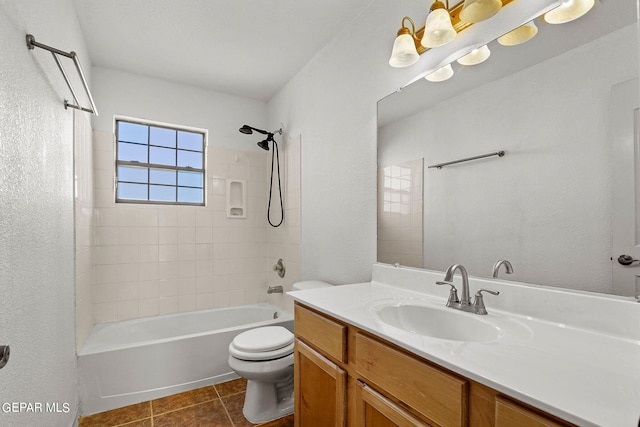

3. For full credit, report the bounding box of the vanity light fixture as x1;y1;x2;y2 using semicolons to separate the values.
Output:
457;45;491;65
543;0;595;24
425;64;454;82
389;17;421;68
421;0;457;48
497;20;538;46
459;0;503;23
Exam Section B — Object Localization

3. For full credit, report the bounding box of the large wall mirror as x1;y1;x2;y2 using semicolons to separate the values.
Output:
377;0;639;296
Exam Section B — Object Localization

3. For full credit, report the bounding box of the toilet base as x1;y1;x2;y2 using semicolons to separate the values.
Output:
242;370;294;423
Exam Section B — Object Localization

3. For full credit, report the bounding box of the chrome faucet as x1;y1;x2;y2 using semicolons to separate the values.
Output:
436;264;500;315
267;285;283;294
492;259;514;278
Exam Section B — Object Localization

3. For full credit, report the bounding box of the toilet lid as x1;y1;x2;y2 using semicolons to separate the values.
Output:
231;326;294;353
229;341;294;361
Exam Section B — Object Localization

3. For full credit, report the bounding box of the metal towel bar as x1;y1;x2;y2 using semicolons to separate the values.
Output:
428;150;505;169
26;34;98;115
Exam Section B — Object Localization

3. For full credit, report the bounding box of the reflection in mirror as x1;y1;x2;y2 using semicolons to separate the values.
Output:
377;159;424;268
377;0;638;296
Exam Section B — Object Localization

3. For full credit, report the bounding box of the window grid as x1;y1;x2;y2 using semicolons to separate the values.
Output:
115;119;206;206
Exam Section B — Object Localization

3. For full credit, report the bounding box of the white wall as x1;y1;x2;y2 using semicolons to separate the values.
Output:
91;67;268;151
378;25;638;293
267;0;423;284
0;0;91;424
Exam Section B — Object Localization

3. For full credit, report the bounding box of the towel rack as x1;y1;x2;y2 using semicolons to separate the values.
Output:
26;34;98;115
428;150;505;169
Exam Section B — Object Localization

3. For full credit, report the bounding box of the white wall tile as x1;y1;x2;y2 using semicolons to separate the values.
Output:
138;245;159;262
139;281;159;299
159;244;178;262
158;208;178;227
138;227;159;245
159;227;178;244
178;295;196;312
158;297;178;315
158;279;178;297
139;299;159;317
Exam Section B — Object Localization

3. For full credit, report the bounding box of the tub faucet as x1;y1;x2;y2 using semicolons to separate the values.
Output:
267;285;283;294
492;259;514;278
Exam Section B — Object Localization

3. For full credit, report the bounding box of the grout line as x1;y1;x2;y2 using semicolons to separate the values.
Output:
218;394;237;427
149;401;154;427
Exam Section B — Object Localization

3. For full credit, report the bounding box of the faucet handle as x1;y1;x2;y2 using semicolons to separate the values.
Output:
473;289;500;315
436;281;460;306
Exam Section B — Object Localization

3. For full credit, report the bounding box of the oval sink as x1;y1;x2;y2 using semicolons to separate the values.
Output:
374;303;501;343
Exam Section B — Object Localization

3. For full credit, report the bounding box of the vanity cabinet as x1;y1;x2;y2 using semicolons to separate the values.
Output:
294;339;346;426
294;302;575;427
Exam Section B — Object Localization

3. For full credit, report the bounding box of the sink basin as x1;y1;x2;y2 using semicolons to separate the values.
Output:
373;302;501;343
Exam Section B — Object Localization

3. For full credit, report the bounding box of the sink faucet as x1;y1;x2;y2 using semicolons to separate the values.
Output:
492;259;514;278
436;264;500;315
445;264;471;307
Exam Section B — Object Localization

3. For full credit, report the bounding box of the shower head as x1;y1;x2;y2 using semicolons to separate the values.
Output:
239;124;268;135
238;125;283;136
239;124;283;151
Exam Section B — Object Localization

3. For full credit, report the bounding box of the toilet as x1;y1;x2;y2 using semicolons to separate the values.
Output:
228;280;333;423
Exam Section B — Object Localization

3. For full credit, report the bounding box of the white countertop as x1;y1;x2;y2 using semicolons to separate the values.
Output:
289;264;640;427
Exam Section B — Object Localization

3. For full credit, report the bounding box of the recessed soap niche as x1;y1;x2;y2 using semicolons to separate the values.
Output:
226;179;246;218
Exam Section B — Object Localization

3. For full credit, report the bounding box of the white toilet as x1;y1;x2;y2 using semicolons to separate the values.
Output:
228;280;333;423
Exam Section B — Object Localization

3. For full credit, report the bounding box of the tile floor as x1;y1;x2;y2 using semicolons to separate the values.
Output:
77;378;294;427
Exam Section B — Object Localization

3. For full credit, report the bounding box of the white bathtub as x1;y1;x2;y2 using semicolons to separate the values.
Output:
78;303;293;415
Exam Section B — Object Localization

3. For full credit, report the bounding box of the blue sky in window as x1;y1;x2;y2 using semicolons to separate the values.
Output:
117;121;204;204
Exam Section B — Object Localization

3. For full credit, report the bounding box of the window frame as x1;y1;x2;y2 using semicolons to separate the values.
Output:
114;116;207;206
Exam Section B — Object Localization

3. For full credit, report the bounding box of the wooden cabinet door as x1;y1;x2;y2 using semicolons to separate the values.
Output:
495;397;569;427
294;338;346;426
355;381;431;427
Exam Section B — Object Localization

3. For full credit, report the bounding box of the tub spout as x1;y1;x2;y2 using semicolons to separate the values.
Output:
267;285;283;294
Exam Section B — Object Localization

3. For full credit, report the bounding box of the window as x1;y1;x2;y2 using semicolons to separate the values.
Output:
115;118;206;205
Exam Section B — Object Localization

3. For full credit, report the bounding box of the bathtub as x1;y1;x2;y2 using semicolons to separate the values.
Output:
78;303;293;415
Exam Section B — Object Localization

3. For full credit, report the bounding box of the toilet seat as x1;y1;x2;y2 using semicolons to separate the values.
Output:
229;326;294;361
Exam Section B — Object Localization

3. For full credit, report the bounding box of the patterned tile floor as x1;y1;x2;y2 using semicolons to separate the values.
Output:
78;379;294;427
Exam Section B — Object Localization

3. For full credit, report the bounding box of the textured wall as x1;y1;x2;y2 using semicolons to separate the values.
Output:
0;0;91;424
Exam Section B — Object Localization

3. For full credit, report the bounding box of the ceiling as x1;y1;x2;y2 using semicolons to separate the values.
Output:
73;0;374;102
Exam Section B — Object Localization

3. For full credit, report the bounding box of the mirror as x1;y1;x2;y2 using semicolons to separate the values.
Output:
377;0;639;295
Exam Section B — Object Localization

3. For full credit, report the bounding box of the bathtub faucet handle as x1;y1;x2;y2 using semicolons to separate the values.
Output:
273;259;285;278
267;285;284;294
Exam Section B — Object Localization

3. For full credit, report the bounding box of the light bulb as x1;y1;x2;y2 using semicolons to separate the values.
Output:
459;0;502;23
425;64;454;82
498;21;538;46
544;0;595;24
389;32;420;68
457;45;491;65
421;3;456;49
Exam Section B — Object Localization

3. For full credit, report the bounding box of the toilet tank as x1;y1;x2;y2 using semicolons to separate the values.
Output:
292;280;333;291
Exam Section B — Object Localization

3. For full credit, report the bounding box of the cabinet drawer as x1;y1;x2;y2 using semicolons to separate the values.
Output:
355;333;468;427
495;396;570;427
356;381;431;426
294;304;347;363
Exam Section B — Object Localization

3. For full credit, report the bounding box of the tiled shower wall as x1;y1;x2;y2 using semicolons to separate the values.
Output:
377;158;423;268
265;135;301;312
91;130;276;323
74;110;95;350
